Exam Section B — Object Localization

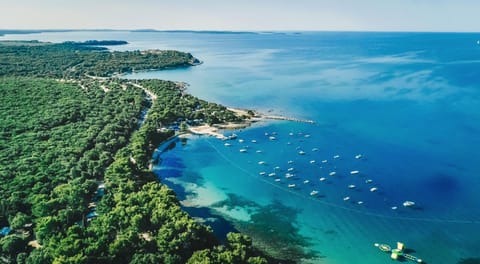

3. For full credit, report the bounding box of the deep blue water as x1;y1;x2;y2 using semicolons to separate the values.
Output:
3;31;480;263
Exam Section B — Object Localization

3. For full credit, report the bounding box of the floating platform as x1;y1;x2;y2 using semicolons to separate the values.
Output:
374;242;423;263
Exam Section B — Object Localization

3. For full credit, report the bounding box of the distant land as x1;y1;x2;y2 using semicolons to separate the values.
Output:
63;40;129;46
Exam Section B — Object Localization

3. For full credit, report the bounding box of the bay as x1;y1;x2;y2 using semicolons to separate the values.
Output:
4;31;480;263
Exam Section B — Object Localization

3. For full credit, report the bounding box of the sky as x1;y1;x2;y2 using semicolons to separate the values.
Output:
1;0;479;32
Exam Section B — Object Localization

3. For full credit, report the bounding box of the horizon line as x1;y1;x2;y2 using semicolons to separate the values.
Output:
1;28;480;34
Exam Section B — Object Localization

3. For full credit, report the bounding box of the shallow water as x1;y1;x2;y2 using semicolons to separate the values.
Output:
4;31;480;263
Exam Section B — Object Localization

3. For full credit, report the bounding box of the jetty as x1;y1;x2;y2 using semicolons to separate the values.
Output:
262;114;315;124
374;242;424;263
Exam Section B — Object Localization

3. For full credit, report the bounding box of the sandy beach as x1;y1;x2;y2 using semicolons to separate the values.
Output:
188;125;228;139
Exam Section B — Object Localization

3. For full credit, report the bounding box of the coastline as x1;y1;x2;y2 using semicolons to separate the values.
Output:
187;107;314;139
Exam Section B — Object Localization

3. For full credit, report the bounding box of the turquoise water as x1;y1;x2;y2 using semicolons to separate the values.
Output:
4;31;480;263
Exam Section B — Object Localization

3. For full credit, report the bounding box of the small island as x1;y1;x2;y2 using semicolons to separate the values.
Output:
0;40;279;263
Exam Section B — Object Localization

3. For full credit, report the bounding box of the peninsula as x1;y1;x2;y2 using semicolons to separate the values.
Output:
0;40;276;263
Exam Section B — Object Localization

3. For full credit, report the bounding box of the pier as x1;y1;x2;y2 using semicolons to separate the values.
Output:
262;115;315;124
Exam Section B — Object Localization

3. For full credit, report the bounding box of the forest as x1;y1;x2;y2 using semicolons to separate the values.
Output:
0;40;199;78
0;41;272;263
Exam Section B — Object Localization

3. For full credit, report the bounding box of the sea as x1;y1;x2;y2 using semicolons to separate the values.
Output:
3;30;480;264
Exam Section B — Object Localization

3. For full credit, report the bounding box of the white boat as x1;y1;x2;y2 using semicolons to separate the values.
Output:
259;172;266;176
348;184;356;189
370;187;378;192
322;160;328;163
310;160;316;164
365;179;373;184
274;166;281;170
258;161;266;165
357;201;364;205
274;178;281;182
269;136;276;140
239;149;247;153
224;143;232;147
287;167;295;172
333;155;340;159
256;150;262;153
298;150;306;155
288;184;296;188
312;148;319;152
391;206;398;210
304;134;311;138
350;170;360;175
403;201;415;207
289;132;294;136
343;196;350;201
288;160;294;164
303;180;310;184
319;177;326;181
251;139;257;143
285;173;294;178
310;190;319;196
355;154;363;159
268;173;276;177
329;171;336;176
238;139;245;143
